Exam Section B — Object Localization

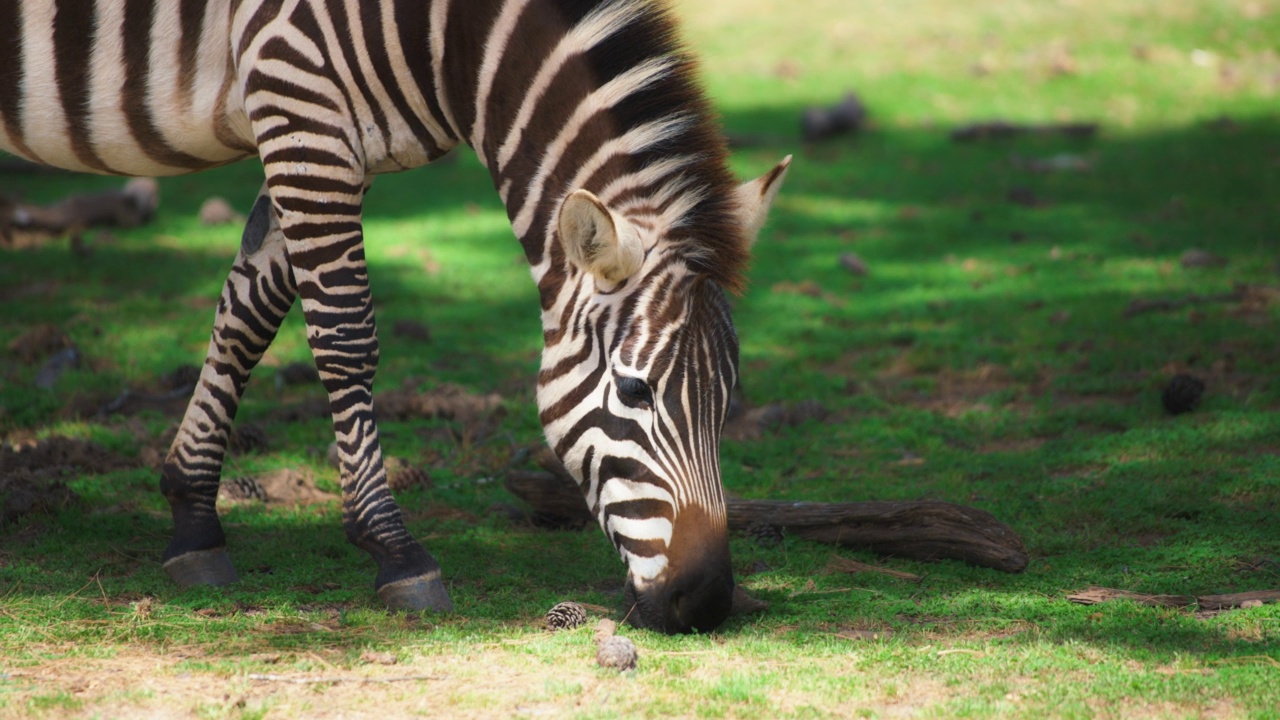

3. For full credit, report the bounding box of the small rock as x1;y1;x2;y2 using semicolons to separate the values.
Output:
198;197;244;226
1162;374;1206;415
596;635;638;672
546;601;587;631
838;252;869;276
593;618;618;643
801;92;866;142
1179;249;1227;269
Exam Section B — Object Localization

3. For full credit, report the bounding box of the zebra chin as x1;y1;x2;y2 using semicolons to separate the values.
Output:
621;507;735;635
623;557;734;635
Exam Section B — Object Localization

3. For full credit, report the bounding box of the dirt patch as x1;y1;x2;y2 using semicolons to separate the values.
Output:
723;399;830;442
6;324;73;364
375;382;504;424
1;436;133;475
872;361;1035;417
0;437;132;527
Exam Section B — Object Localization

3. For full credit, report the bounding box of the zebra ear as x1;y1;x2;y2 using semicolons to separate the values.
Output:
558;189;644;285
736;155;792;246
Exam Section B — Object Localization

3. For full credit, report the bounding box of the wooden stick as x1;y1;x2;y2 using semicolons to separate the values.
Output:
1067;587;1280;609
504;468;1030;573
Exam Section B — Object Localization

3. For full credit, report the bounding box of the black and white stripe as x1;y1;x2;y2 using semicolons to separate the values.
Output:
0;0;789;634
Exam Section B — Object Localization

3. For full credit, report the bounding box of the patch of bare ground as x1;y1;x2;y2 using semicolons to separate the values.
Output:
0;643;856;720
1;437;136;527
1085;698;1240;720
871;359;1038;417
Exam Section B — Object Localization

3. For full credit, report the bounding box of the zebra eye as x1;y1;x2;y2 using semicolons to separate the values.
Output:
615;375;654;408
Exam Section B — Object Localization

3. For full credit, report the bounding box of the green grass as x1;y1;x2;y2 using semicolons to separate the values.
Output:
3;0;1280;717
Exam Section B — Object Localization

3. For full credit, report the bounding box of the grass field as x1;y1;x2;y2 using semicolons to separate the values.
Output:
2;0;1279;717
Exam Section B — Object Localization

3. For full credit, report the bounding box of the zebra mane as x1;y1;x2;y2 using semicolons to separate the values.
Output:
588;0;748;294
471;0;750;296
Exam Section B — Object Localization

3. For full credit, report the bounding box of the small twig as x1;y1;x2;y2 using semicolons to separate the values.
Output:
788;587;852;598
937;649;985;657
93;570;109;606
247;673;444;684
306;651;336;671
826;554;922;581
51;577;97;611
619;602;638;628
1209;656;1280;669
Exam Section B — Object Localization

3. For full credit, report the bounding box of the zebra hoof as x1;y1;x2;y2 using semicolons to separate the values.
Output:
163;548;239;587
377;572;454;613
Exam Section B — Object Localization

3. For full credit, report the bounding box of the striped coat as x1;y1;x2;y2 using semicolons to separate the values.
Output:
0;0;789;634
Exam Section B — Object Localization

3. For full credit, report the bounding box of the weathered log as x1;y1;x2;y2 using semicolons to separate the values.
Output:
503;468;1029;573
728;499;1028;573
504;470;593;530
2;177;159;239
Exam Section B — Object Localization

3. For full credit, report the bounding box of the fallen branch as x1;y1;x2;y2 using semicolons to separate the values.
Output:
728;499;1028;573
1067;587;1280;609
1;178;159;247
1124;288;1245;317
504;466;1029;573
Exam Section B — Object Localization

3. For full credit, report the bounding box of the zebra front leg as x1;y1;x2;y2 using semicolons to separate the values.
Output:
267;176;453;613
161;190;296;587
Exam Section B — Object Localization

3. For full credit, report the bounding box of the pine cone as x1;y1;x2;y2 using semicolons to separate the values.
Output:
596;635;638;671
1162;374;1205;415
229;423;269;454
747;523;784;548
386;458;432;491
545;601;587;631
219;476;267;502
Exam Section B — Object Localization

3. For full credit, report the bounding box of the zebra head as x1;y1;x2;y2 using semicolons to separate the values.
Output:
537;157;791;634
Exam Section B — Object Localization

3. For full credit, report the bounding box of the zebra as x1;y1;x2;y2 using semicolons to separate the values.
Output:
0;0;789;634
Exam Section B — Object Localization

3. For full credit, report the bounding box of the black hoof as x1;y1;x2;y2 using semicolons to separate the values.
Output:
163;548;239;587
376;571;454;613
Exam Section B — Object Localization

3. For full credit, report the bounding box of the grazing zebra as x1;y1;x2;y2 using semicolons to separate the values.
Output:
0;0;789;634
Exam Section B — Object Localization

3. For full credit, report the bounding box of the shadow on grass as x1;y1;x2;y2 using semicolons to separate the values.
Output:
2;111;1278;661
